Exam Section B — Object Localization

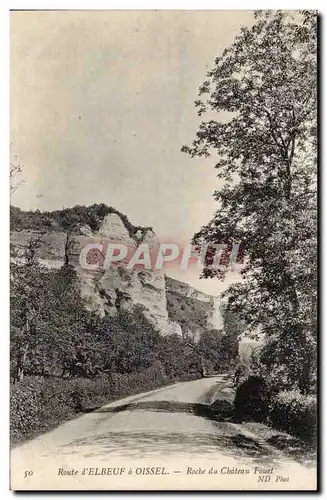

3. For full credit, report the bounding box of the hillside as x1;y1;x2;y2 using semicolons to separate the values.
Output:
10;204;222;340
165;276;223;341
10;204;153;238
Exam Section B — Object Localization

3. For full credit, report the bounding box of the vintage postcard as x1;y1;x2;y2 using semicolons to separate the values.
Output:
10;10;317;491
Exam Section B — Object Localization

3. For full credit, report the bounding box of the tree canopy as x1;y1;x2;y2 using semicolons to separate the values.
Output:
182;11;317;393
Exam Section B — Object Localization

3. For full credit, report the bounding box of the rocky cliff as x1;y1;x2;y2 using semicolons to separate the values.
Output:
165;276;223;341
10;205;222;339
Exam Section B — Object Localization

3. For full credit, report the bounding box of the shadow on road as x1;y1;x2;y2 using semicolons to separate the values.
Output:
82;400;232;420
60;399;277;463
81;399;231;419
61;429;270;462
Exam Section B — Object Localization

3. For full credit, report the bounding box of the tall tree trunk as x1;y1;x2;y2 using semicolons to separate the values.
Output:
285;268;311;393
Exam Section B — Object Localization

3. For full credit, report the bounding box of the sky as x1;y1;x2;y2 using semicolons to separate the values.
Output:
10;10;254;295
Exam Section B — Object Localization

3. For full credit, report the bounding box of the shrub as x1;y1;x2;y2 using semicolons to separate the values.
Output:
268;390;317;443
10;363;170;445
10;376;95;443
10;377;44;441
233;375;270;422
111;362;169;399
10;204;145;237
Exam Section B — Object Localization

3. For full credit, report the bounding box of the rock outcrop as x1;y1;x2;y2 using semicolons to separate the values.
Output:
238;328;264;363
10;206;222;339
165;276;223;341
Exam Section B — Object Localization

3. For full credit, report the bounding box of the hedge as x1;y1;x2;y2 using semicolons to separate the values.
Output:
10;363;169;445
268;390;317;443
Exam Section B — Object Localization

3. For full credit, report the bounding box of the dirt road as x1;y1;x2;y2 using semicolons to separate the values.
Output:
11;375;316;490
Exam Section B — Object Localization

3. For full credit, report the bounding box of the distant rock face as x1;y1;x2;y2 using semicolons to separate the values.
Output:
165;276;223;341
11;213;171;335
168;321;183;337
11;211;222;339
238;329;264;363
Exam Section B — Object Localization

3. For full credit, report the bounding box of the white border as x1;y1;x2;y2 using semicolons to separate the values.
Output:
1;3;324;499
4;1;323;9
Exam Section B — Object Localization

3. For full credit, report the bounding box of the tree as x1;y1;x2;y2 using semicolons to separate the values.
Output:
95;306;160;375
10;256;96;381
182;11;317;393
156;334;202;380
10;149;24;194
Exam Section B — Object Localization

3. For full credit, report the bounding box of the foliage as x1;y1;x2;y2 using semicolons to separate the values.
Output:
233;375;270;422
10;259;207;385
166;278;241;371
182;10;317;394
10;377;44;441
94;306;161;375
10;203;150;237
166;288;211;338
198;328;238;371
222;304;247;340
156;334;202;380
10;262;96;381
10;153;24;194
166;280;241;371
268;390;317;442
11;365;169;444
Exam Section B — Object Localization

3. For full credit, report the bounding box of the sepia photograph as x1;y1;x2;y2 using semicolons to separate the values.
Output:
9;9;317;491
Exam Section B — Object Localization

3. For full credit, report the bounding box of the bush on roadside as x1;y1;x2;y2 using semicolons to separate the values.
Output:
10;377;44;442
233;375;270;422
112;362;169;399
10;363;169;445
268;390;317;443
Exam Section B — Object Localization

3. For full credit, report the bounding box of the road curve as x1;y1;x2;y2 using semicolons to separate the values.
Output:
11;375;316;491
